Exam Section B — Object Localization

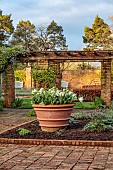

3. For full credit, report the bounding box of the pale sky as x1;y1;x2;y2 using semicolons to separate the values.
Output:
1;0;113;50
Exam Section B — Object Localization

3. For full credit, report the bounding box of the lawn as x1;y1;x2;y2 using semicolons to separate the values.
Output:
75;102;95;109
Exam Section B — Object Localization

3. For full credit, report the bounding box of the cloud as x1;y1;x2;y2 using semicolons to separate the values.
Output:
1;0;113;49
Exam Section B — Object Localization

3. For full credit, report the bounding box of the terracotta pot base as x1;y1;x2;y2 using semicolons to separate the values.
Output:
41;126;63;132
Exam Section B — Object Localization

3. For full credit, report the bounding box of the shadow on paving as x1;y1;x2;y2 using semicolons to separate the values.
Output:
0;108;36;132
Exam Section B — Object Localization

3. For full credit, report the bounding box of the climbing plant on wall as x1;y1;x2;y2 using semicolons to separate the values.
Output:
0;46;28;107
0;46;27;73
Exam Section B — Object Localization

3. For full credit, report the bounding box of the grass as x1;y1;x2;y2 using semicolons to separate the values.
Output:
19;98;96;109
75;102;96;109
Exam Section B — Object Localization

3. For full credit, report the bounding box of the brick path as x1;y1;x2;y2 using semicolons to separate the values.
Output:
1;144;113;170
0;108;35;132
0;109;113;170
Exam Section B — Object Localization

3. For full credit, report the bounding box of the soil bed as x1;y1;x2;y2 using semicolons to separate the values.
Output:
0;119;113;141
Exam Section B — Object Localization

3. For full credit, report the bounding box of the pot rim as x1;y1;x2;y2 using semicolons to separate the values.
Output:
32;104;74;108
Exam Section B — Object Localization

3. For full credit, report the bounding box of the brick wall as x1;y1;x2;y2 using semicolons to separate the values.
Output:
101;60;111;105
3;64;15;107
62;70;101;90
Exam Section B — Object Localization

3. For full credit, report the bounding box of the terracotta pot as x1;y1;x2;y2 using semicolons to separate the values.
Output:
32;104;74;132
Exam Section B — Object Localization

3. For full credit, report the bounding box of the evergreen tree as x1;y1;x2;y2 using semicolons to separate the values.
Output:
11;20;36;50
0;9;14;46
83;15;111;50
47;20;68;50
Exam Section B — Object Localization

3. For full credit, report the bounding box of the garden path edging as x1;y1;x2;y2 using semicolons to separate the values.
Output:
0;120;113;147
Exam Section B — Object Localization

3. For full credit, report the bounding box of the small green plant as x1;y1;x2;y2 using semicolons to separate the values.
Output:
12;98;23;108
55;129;65;136
72;112;90;120
69;117;79;124
83;119;113;132
27;109;36;116
18;128;31;136
96;109;113;120
93;96;105;109
72;111;100;120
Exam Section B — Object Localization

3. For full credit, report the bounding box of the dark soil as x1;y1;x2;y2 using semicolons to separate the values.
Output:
1;119;113;141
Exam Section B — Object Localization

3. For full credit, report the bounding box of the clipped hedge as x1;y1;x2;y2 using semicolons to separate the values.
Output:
75;88;101;101
74;85;113;101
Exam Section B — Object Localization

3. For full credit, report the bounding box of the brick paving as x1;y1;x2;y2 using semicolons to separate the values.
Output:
0;109;113;170
0;108;35;132
0;144;113;170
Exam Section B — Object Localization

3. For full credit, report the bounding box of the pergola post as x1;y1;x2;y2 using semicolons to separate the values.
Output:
3;64;15;107
101;60;111;106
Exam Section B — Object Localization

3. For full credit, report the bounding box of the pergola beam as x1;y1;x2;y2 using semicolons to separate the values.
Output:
20;50;113;62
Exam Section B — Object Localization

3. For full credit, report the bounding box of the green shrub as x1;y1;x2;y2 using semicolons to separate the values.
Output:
12;98;23;108
93;96;105;108
0;89;3;111
18;128;31;136
14;70;26;81
19;98;32;109
27;109;36;116
32;67;56;89
0;98;3;111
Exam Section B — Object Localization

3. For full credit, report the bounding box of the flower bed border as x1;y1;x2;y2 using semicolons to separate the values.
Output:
0;120;113;147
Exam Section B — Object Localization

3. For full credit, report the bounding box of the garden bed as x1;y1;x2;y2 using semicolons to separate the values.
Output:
1;119;113;141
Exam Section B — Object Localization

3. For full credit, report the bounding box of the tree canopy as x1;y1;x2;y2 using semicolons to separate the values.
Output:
83;15;111;50
47;20;68;50
11;20;36;50
0;9;14;47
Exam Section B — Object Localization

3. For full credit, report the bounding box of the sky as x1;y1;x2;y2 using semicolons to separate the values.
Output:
1;0;113;50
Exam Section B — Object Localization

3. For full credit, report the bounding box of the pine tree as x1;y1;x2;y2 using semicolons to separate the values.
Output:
0;9;14;46
47;20;68;50
83;15;111;50
11;20;36;50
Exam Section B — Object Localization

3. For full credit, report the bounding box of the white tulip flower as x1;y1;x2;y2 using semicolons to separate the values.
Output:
79;97;83;102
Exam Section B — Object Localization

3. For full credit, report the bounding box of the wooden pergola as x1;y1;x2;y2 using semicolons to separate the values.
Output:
3;50;113;107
